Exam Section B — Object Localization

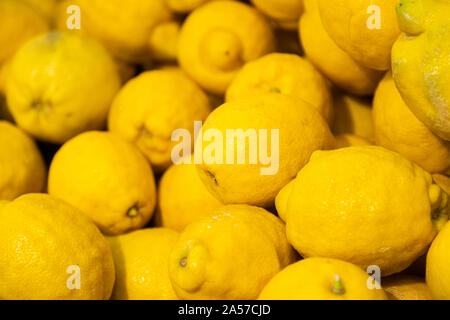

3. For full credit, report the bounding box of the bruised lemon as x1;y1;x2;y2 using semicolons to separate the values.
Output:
108;68;212;172
283;146;448;276
178;0;275;94
6;31;121;144
226;53;334;124
195;93;335;208
156;156;223;232
258;257;387;300
373;72;450;174
108;228;179;300
0;121;46;200
0;193;115;300
318;0;400;70
48;131;157;235
300;0;384;95
169;205;296;299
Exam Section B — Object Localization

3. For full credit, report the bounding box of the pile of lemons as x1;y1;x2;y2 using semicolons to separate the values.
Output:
0;0;449;300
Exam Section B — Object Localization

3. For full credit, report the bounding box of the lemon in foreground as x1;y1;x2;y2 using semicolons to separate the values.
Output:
169;205;296;300
48;131;157;235
382;274;432;300
258;257;387;300
0;193;115;300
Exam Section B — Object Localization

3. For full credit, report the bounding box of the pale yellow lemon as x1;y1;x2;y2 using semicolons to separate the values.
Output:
6;31;121;144
392;0;450;141
259;257;387;300
373;72;450;174
426;221;450;299
108;68;212;172
251;0;303;30
48;131;157;236
169;204;296;300
318;0;400;70
195;93;335;208
108;228;179;300
284;146;448;276
226;53;334;124
332;93;374;142
0;193;115;300
382;274;432;300
0;121;46;200
177;0;276;94
300;0;384;95
156;157;223;232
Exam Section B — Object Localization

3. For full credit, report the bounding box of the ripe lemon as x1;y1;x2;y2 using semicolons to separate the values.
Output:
392;0;450;141
300;0;384;95
108;228;179;300
195;93;335;208
250;0;303;30
0;0;50;66
332;93;374;142
169;204;296;299
6;31;121;144
48;131;157;236
166;0;220;13
382;274;432;300
427;221;450;299
156;156;223;232
0;121;46;200
373;72;450;174
318;0;400;70
226;53;334;124
77;0;174;63
284;146;448;276
177;0;275;94
335;134;372;149
258;257;387;300
108;68;212;172
0;193;115;300
433;174;450;195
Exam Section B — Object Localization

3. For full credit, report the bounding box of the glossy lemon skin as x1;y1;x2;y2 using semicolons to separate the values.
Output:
48;131;157;236
0;193;115;300
169;205;296;300
284;146;447;276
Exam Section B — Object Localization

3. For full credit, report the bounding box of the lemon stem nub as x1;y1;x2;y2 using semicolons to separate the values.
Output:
127;206;139;217
270;88;281;93
331;274;345;294
180;257;188;267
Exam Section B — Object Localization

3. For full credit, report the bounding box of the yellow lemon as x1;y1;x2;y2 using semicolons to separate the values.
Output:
433;174;450;196
0;121;46;200
0;0;50;66
258;257;387;300
332;93;374;142
77;0;174;63
300;0;384;95
169;204;296;299
166;0;224;13
0;193;115;300
284;146;448;276
335;134;372;149
108;228;179;300
108;68;212;172
392;0;450;141
382;274;432;300
6;31;121;144
226;53;334;124
148;20;181;62
21;0;59;20
274;179;295;222
426;221;450;299
177;0;276;94
48;131;157;236
156;157;223;232
318;0;400;70
250;0;303;30
373;72;450;174
195;93;335;208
